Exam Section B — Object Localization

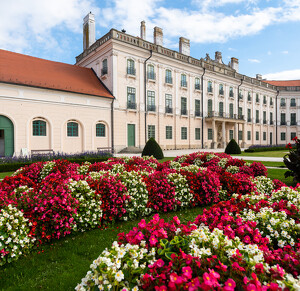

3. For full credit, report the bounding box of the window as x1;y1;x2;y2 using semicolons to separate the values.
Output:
256;93;259;103
208;99;213;116
229;87;234;98
229;130;233;140
195;99;201;117
181;74;187;87
147;64;155;80
127;59;135;75
256;110;259;123
166;126;172;139
256;131;259;141
263;132;266;141
281;132;286;141
33;120;46;136
195;128;201;140
165;70;172;84
270;97;273;106
247;131;251;141
181;97;187;115
226;104;232;119
280;98;286;107
238;130;242;141
165;94;173;114
219;84;224;95
181;127;187;140
247;109;251;122
148;125;155;139
239;90;243;100
101;59;108;75
263;111;266;124
195;78;200;90
291;113;297;126
207;81;213;93
291;98;296;107
147;91;155;111
270;112;273;125
263;95;267;105
247;92;251;102
238;107;243;120
208;128;213;140
219;102;224;117
280;113;285;126
67;122;78;137
96;123;105;137
291;132;297;140
127;87;136;109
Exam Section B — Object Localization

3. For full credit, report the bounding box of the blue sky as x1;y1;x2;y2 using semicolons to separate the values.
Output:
1;0;300;80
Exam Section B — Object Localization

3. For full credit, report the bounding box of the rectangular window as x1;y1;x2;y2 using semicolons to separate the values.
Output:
229;87;234;98
247;131;251;140
208;81;213;93
229;130;233;140
256;131;259;141
181;97;187;115
165;94;173;114
263;132;266;141
195;128;201;140
238;107;243;119
256;93;259;103
195;78;200;90
181;127;187;140
147;91;155;111
166;126;172;139
96;123;105;137
291;113;297;125
165;70;172;84
238;130;242;141
263;95;267;105
256;110;259;123
208;99;213;115
281;113;286;125
195;99;201;117
291;132;297;140
281;132;286;141
229;104;234;118
248;92;251;102
263;111;266;124
33;120;46;136
270;112;273;125
247;109;251;122
208;128;213;140
181;74;187;87
148;125;155;139
219;102;224;117
270;97;273;106
127;87;136;109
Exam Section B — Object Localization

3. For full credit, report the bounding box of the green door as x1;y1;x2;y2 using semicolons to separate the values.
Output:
0;115;14;157
127;124;135;147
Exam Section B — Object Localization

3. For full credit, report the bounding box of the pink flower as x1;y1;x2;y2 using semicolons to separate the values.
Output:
232;262;245;272
138;219;146;229
149;235;158;246
182;266;192;279
155;259;164;268
170;273;183;284
246;284;257;291
224;278;236;291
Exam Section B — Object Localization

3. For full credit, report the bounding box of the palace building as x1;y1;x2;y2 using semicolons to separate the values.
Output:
0;12;299;156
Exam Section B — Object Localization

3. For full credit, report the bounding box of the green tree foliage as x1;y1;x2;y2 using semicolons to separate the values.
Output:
142;138;164;159
225;139;241;155
284;137;300;183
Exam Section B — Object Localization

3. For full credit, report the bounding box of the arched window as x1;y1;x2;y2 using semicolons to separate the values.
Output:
102;59;108;75
33;120;46;136
96;123;105;137
67;122;78;137
280;98;286;106
219;84;224;95
165;70;172;84
127;59;135;75
207;81;213;93
147;64;155;80
229;87;234;97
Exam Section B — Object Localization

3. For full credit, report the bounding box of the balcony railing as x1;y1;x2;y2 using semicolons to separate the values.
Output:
270;120;274;125
165;77;173;84
280;121;286;125
147;105;156;112
147;72;156;80
181;109;188;115
127;102;137;110
127;67;136;75
195;84;200;90
247;118;252;122
181;81;187;88
263;120;267;125
291;121;297;126
280;103;286;107
206;111;245;120
101;67;108;76
195;111;201;117
291;102;296;107
165;106;173;114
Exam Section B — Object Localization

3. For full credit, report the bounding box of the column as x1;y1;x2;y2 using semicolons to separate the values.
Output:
212;119;216;149
234;123;238;141
242;123;246;148
222;121;226;147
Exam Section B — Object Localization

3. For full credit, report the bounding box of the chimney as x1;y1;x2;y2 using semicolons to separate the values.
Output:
256;74;262;80
179;37;190;56
215;51;222;64
230;57;239;72
140;21;146;40
153;27;163;46
83;12;95;50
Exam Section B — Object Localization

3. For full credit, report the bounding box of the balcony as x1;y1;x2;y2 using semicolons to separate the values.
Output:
270;120;274;125
165;106;173;114
181;109;188;115
101;67;108;76
263;120;267;125
181;81;187;88
147;105;156;112
280;103;286;107
195;111;201;117
127;102;137;110
205;111;245;121
291;102;296;107
280;121;286;125
195;84;200;90
147;72;156;80
291;121;297;126
127;67;136;76
247;118;252;123
165;77;173;84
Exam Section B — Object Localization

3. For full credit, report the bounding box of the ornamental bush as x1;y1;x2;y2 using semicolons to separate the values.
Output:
225;139;241;154
142;138;164;159
284;136;300;183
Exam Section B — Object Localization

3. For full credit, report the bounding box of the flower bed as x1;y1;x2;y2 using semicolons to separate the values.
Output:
0;152;272;267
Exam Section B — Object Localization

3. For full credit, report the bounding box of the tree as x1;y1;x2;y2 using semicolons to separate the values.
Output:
142;138;164;159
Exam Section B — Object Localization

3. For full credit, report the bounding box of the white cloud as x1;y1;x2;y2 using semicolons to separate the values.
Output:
264;69;300;80
0;0;99;53
267;51;272;55
282;50;289;54
248;58;261;63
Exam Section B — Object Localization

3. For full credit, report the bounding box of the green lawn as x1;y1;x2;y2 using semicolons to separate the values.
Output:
267;168;294;186
233;150;288;158
0;207;205;291
0;171;14;179
242;160;286;168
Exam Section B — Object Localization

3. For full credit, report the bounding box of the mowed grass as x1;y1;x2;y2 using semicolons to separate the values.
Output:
0;206;205;291
233;150;288;158
0;172;14;179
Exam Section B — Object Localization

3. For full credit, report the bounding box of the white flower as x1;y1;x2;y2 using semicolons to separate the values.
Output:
115;270;124;282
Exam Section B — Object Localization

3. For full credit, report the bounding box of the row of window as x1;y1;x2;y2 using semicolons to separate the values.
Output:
147;125;201;140
280;98;297;107
280;113;297;125
32;120;106;137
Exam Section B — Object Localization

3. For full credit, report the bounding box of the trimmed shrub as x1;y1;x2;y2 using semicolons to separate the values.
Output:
142;138;164;159
224;139;241;154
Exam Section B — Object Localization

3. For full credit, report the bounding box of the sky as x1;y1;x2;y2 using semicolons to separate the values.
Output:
1;0;300;80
